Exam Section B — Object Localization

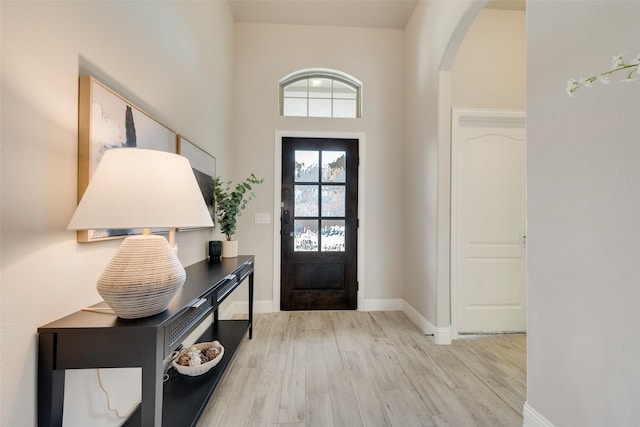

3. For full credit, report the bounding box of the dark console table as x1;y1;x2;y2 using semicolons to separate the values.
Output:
38;255;254;427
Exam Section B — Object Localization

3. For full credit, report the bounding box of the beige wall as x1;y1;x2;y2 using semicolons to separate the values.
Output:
451;8;526;109
232;22;406;306
526;1;640;424
1;1;234;425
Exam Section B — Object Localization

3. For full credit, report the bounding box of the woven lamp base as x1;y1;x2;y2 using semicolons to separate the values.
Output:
97;235;186;319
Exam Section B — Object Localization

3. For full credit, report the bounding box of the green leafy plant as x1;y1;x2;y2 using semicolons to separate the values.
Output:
214;174;264;241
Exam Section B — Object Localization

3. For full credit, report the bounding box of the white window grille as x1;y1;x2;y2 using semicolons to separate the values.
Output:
280;69;362;118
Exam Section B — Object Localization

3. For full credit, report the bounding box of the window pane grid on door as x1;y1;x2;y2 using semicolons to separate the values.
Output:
293;150;346;253
295;150;319;182
321;220;345;252
295;185;319;217
294;217;346;253
321;185;345;217
322;151;346;183
294;219;318;252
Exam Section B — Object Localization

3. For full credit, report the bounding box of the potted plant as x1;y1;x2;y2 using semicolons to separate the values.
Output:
213;173;264;258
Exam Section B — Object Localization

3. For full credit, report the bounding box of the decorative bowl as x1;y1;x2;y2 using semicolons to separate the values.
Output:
171;341;224;376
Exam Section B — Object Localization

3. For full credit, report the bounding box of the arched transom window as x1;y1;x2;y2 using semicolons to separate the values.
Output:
280;69;362;118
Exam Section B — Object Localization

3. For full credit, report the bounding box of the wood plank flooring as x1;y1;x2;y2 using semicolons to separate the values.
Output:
196;311;526;427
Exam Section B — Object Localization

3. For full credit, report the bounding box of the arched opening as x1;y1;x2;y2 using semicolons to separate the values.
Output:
438;0;527;337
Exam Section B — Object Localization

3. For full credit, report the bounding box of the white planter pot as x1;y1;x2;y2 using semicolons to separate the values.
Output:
221;240;238;258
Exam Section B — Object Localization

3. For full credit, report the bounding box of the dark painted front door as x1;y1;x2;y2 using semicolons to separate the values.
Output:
280;137;359;310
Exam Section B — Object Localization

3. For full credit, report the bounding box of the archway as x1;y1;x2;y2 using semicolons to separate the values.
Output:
437;0;527;337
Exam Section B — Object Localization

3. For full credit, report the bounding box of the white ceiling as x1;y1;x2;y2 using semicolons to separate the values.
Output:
228;0;420;29
486;0;526;11
228;0;525;30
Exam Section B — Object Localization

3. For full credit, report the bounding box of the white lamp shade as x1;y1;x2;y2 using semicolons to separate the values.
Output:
68;148;214;230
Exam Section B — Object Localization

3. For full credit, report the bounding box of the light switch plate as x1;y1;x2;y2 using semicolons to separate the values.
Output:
254;213;270;224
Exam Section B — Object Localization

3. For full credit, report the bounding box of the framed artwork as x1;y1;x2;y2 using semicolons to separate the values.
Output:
177;135;216;230
77;75;177;242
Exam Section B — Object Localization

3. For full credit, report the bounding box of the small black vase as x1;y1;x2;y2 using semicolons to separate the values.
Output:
208;241;222;263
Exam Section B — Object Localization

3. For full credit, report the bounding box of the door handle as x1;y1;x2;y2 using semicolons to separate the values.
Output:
283;210;290;224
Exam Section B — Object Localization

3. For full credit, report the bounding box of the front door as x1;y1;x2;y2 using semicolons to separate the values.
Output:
280;137;358;310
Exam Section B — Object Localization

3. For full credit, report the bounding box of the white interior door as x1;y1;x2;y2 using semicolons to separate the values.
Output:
452;109;526;334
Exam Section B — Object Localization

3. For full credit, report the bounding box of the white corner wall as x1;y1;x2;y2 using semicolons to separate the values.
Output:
527;1;640;425
232;23;405;308
1;2;234;425
451;8;526;110
403;0;477;332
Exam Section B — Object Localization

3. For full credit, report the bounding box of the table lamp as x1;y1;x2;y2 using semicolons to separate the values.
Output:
67;148;214;319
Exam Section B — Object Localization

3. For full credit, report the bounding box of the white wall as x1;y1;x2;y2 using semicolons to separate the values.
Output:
526;1;640;425
232;23;405;307
1;1;234;425
451;8;525;109
403;0;478;333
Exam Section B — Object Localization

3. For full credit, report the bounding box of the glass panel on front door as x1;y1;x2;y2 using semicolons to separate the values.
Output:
295;151;319;182
294;185;318;217
321;220;345;251
321;186;345;217
294;219;318;251
322;151;346;182
293;150;346;253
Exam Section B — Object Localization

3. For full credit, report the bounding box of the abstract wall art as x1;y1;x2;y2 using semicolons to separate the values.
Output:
77;75;177;242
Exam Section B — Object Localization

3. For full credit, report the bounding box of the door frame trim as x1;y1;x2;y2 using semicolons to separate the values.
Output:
450;108;526;338
273;130;366;312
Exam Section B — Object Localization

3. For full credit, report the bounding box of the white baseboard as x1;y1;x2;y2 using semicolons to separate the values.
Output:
362;298;404;311
223;298;406;316
402;301;452;345
221;297;452;345
433;326;452;345
523;402;555;427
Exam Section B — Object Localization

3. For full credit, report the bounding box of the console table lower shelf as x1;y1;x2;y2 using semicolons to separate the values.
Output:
123;319;249;427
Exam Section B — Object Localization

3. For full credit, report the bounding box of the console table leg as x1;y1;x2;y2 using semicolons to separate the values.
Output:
38;333;65;427
248;272;254;339
140;337;164;427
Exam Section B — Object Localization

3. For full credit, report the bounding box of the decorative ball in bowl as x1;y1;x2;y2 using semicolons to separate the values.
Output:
171;341;224;376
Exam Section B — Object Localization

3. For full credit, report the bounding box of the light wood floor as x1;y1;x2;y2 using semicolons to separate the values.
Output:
197;311;526;427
